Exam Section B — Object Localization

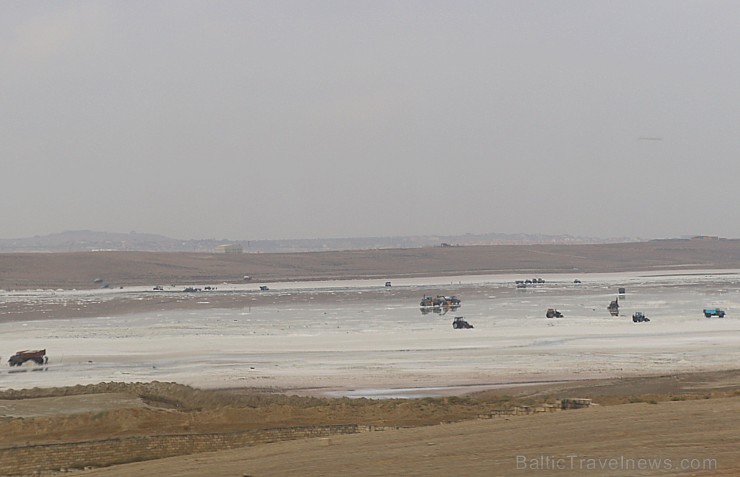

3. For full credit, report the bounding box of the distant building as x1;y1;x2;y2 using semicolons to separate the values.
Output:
215;244;243;254
690;236;721;241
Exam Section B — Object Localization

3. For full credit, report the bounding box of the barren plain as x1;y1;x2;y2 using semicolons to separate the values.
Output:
1;241;739;476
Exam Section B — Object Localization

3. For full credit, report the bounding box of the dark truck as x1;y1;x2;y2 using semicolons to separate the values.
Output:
8;349;47;366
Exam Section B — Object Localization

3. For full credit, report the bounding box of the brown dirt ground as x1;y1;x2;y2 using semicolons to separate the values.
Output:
1;371;739;446
0;371;737;476
70;395;740;477
3;239;740;292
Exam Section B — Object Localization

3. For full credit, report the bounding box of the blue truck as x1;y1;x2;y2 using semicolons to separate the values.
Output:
703;308;726;318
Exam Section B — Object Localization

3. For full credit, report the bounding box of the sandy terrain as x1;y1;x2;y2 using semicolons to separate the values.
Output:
2;243;740;475
2;374;739;476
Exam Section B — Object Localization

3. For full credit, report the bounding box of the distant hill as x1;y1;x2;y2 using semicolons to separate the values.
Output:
0;230;640;253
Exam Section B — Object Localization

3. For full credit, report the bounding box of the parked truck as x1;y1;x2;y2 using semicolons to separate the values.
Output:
703;308;726;318
8;349;47;366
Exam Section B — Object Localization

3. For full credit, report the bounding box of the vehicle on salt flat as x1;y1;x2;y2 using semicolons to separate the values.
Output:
8;349;48;366
703;308;726;318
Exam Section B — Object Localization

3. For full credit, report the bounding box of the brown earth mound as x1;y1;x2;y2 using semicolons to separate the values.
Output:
2;370;739;448
74;395;740;477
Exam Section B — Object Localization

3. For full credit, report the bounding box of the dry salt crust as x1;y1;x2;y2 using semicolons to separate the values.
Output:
1;270;740;398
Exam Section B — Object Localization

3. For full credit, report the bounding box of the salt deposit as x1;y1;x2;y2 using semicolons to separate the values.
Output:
2;270;740;397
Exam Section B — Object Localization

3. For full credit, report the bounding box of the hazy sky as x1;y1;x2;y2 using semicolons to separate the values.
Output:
3;1;739;241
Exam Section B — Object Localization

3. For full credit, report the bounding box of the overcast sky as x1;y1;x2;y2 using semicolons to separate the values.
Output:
2;1;739;241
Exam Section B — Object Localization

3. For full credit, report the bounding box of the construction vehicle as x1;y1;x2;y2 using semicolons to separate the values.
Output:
632;311;650;323
546;308;564;318
452;316;474;329
703;308;726;318
8;349;47;366
420;295;461;308
607;298;619;316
